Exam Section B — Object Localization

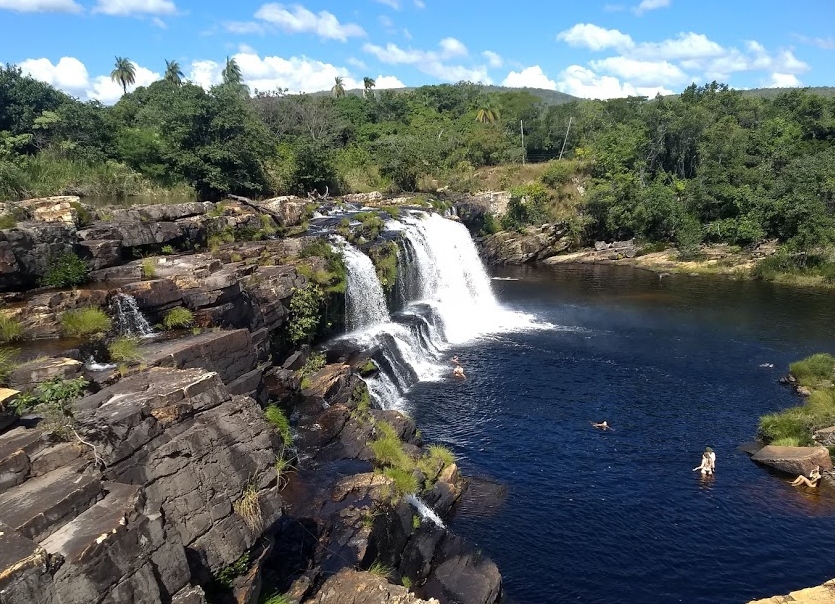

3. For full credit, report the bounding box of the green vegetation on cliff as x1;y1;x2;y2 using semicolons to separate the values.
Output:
759;353;835;445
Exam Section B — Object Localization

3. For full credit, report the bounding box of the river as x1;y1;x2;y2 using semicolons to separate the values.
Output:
404;264;835;604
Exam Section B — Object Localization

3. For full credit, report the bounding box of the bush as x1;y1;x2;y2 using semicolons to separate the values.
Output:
428;444;455;467
480;212;501;236
0;314;23;343
163;307;194;330
383;466;419;497
771;436;802;447
789;353;835;387
759;409;812;445
288;284;323;344
540;160;573;188
41;252;88;288
141;258;156;279
502;183;550;231
264;405;292;447
368;560;394;579
107;337;141;363
61;307;111;337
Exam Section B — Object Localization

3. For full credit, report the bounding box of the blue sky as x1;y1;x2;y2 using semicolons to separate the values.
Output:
2;0;833;104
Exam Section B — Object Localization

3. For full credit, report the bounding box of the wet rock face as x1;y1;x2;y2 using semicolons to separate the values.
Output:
0;367;282;604
0;222;77;290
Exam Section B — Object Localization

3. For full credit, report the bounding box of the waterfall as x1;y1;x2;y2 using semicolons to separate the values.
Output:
333;210;547;411
406;494;446;529
111;293;154;337
340;242;390;331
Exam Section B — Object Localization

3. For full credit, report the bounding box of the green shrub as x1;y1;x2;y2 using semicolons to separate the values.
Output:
428;444;455;467
41;252;88;288
163;307;194;330
141;258;156;279
107;337;141;363
368;560;394;579
297;351;326;379
383;466;419;497
0;314;23;343
161;245;175;255
264;405;292;447
502;183;550;231
261;594;292;604
480;212;501;236
214;553;250;589
288;284;323;344
789;353;835;387
367;241;398;293
540;160;573;188
0;214;16;229
61;307;111;337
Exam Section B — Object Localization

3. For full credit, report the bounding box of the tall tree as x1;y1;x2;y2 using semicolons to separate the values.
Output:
363;76;376;99
110;57;136;96
222;56;243;86
164;59;184;86
332;76;345;99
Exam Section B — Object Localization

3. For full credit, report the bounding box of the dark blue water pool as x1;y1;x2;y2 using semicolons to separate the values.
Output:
407;264;835;604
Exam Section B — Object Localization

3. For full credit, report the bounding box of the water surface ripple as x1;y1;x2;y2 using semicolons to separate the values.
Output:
408;265;835;604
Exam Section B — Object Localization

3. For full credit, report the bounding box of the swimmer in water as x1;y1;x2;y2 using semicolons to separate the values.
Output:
452;365;465;378
591;421;612;431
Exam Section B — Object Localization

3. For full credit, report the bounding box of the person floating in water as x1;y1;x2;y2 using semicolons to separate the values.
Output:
591;421;612;431
705;447;716;473
790;466;822;488
451;355;460;365
693;451;713;475
452;365;465;378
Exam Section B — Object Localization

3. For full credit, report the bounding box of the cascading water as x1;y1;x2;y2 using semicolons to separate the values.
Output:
110;293;154;337
406;494;446;529
332;211;548;411
340;242;390;331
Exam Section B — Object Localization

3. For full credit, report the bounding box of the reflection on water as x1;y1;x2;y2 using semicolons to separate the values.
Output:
408;264;835;604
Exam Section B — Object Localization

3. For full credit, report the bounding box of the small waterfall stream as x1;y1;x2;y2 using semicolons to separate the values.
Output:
111;293;154;337
333;211;548;411
406;494;446;529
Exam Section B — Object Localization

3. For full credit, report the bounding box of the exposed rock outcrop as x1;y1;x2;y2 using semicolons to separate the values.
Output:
751;445;833;476
312;570;439;604
479;224;571;264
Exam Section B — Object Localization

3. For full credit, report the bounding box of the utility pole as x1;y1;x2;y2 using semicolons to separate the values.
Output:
520;120;525;164
558;116;573;161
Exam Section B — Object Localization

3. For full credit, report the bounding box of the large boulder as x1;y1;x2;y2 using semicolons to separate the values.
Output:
479;224;570;265
18;196;82;225
259;196;307;227
751;445;833;476
0;222;77;290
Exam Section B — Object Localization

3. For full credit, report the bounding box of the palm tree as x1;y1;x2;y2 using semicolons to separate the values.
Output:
475;100;500;124
164;59;184;86
221;56;243;86
363;76;376;99
110;56;136;95
332;76;345;99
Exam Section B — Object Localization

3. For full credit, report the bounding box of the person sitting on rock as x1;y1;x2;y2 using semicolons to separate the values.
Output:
693;452;713;475
790;466;822;488
452;365;465;378
591;421;612;431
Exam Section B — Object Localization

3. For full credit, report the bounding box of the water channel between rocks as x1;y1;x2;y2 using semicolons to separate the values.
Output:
406;264;835;604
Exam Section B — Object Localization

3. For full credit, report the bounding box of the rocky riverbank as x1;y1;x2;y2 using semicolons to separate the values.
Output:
0;195;501;604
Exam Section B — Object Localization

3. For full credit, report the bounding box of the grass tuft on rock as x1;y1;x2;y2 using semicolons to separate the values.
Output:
162;307;194;330
61;307;111;337
771;436;802;447
427;444;455;467
0;314;23;343
233;480;263;532
368;560;395;579
790;353;835;388
0;347;18;386
264;405;292;447
107;337;142;363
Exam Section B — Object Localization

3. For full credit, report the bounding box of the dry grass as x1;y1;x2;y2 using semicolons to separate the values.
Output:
233;479;263;532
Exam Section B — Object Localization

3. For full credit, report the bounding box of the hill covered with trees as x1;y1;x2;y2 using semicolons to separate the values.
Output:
1;60;834;276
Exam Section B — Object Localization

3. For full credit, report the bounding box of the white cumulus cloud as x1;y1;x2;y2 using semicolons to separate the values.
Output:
502;66;556;90
767;72;802;88
557;23;634;51
373;75;406;89
87;64;159;104
0;0;81;11
633;0;670;14
92;0;177;16
20;56;89;91
374;0;400;8
363;38;489;83
589;56;688;86
482;50;503;68
252;3;365;41
556;65;672;99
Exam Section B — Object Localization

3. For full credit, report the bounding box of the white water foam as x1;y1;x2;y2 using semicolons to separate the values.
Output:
406;494;446;529
111;293;154;338
335;211;550;410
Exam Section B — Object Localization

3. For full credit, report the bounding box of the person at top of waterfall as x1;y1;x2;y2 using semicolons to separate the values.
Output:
452;365;465;378
591;421;612;431
705;447;716;473
693;452;713;475
790;466;822;488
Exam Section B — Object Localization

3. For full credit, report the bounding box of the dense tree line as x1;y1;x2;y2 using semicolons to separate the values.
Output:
1;62;835;256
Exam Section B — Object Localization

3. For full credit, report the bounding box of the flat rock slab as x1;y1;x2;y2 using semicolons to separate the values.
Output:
311;569;439;604
751;445;833;476
0;521;47;586
748;578;835;603
8;357;81;392
0;463;102;541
